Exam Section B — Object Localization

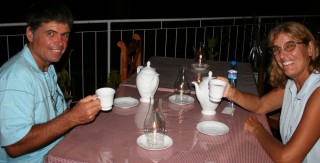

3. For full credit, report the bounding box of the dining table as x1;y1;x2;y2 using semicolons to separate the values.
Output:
45;56;273;163
123;56;258;95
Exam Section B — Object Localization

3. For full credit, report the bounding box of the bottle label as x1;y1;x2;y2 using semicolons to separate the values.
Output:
228;70;237;79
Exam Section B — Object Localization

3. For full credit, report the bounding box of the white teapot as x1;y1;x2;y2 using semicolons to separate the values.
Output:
136;61;159;103
191;71;219;115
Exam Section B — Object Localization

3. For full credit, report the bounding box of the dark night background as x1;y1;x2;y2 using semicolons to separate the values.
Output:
1;0;320;23
1;0;319;100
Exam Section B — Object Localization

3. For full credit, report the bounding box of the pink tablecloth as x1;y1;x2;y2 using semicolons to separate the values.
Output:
45;85;272;162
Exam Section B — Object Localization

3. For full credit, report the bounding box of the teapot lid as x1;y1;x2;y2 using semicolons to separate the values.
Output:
142;61;156;72
202;71;213;81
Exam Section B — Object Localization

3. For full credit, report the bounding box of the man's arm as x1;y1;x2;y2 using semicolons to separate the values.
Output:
5;95;101;157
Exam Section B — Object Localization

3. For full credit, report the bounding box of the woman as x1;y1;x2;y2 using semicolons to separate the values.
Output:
218;21;320;162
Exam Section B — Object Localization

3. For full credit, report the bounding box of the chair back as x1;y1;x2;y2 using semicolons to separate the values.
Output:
117;34;142;82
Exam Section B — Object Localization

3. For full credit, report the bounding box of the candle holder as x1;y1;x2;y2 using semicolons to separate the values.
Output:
143;98;166;149
194;42;206;66
174;65;191;104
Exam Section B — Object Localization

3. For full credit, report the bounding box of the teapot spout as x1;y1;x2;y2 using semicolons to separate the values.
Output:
191;81;199;92
151;74;159;82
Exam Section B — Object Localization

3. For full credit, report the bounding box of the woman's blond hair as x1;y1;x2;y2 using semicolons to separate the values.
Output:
267;21;320;88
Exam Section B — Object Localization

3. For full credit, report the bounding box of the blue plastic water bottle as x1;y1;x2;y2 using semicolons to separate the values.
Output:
227;60;237;107
228;60;237;87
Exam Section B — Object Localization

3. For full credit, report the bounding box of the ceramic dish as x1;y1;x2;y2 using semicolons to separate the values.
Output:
197;121;229;136
137;134;173;150
168;95;194;105
191;63;209;71
113;97;139;109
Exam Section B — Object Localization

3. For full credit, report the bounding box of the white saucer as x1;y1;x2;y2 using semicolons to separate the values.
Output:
137;134;173;150
168;95;194;105
113;97;139;109
197;121;229;136
191;63;209;71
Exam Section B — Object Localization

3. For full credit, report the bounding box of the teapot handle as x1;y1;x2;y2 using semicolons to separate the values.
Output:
137;66;143;73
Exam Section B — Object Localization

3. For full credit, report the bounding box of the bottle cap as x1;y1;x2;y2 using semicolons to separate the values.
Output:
231;60;237;67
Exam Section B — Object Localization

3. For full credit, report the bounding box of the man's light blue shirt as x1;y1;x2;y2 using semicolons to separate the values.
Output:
0;44;66;163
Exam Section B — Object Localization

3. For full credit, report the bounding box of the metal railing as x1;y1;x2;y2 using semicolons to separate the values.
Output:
1;15;319;99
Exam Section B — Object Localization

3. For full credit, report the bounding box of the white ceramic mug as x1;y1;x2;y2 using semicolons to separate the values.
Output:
95;87;115;111
209;79;227;102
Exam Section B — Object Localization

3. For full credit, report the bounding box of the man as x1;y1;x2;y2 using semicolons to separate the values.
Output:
0;1;101;162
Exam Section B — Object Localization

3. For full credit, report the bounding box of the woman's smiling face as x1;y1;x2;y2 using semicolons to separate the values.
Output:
273;33;311;80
